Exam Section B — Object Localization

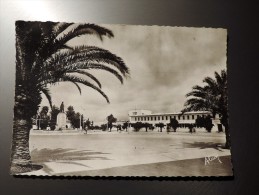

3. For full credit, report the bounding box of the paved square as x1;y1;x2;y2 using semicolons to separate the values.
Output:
26;130;232;176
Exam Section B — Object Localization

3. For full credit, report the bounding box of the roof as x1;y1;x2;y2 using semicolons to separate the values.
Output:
129;110;211;117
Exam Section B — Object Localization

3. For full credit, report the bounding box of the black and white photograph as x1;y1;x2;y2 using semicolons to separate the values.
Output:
10;21;232;177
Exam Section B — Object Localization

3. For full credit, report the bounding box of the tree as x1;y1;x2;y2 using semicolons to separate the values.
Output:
143;123;150;132
11;21;129;173
187;124;195;133
74;112;81;129
131;122;143;131
204;116;214;132
116;124;122;131
107;114;117;131
66;106;75;121
39;106;50;129
101;124;107;131
66;106;81;128
122;121;129;131
155;123;165;132
50;105;60;130
84;118;91;130
66;106;75;128
183;70;230;148
169;118;179;132
195;115;213;132
90;121;94;130
195;116;204;128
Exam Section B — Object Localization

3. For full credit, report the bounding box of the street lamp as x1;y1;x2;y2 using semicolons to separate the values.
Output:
79;113;82;130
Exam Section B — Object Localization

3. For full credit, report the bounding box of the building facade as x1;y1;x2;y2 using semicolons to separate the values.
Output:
128;109;222;130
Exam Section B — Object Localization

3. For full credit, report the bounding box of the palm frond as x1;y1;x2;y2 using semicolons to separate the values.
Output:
70;81;82;94
56;23;114;46
203;77;216;88
53;22;73;37
45;46;129;76
61;75;110;103
186;89;207;98
192;85;205;91
184;98;211;111
83;63;124;84
68;70;102;88
40;87;52;108
214;71;222;84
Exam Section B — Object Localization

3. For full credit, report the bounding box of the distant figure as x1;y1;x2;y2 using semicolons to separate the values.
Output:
60;102;64;113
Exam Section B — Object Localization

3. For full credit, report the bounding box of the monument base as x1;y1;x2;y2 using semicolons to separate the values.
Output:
56;112;67;130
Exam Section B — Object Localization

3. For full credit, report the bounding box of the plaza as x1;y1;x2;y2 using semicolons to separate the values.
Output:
26;129;232;176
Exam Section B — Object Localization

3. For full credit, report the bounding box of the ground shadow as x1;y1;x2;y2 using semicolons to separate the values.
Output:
31;148;110;162
172;142;224;151
30;148;111;174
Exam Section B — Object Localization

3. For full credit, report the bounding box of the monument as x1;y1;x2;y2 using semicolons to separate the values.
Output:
56;102;67;130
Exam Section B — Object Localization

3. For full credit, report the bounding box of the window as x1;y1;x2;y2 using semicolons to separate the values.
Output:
174;116;176;119
154;116;156;121
170;116;172;119
178;115;181;120
187;115;189;120
165;116;168;120
183;116;185;120
162;116;164;120
144;117;146;121
192;115;194;119
158;116;160;120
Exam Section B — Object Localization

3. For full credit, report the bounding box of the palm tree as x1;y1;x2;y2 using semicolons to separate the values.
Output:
11;21;129;173
182;70;230;149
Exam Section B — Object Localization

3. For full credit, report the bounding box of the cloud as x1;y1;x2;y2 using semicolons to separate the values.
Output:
40;25;227;122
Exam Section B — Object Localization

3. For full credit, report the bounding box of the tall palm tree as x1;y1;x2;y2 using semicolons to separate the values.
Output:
11;21;129;173
182;70;230;149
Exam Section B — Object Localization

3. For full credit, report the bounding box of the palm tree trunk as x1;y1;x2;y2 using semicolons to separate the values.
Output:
10;117;32;174
224;123;231;149
10;84;41;174
221;115;231;149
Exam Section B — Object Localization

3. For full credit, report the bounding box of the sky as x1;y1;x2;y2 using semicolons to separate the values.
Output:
40;24;227;122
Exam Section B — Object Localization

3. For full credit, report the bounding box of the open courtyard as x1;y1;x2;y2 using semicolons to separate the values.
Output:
26;129;232;176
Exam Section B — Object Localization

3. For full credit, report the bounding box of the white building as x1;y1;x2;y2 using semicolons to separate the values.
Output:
128;109;222;130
